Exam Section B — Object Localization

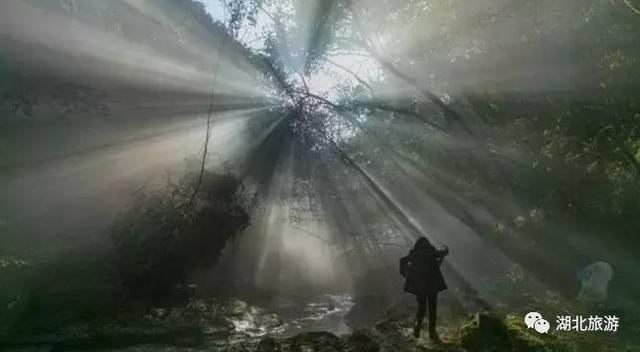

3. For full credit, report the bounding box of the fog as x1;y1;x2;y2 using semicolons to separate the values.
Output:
0;0;606;301
1;0;639;349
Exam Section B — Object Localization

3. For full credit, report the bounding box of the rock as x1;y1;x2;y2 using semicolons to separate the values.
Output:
344;294;390;329
286;331;342;352
461;312;525;351
460;313;571;352
257;337;281;352
344;330;379;352
577;261;613;302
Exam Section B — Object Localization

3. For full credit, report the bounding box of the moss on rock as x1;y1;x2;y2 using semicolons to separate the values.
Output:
460;312;573;352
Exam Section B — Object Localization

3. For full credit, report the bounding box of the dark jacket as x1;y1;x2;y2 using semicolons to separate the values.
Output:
400;246;448;296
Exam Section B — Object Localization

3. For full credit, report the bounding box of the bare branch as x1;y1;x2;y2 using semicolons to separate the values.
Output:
298;71;310;92
621;0;640;15
256;2;278;24
323;57;374;92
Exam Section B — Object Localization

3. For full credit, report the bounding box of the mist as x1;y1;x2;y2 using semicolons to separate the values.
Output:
1;0;639;350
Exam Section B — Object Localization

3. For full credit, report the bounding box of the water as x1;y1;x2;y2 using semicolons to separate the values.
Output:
224;294;354;339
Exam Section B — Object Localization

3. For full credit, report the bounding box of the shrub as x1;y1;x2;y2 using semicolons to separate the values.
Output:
110;171;249;303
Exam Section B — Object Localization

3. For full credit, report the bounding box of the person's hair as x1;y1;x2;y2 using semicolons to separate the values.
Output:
412;236;435;253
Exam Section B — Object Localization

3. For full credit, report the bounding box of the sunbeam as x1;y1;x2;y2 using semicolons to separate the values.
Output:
2;0;639;350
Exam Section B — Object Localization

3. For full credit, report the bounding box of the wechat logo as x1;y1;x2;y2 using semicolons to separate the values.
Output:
525;311;550;334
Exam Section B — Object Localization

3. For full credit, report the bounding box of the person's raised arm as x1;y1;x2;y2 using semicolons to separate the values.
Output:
435;246;449;264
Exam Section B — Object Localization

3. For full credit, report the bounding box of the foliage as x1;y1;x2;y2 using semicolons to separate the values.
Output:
235;0;640;306
110;171;249;302
4;0;640;348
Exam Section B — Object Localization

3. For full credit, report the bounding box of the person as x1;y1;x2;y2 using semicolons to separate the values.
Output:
400;237;449;341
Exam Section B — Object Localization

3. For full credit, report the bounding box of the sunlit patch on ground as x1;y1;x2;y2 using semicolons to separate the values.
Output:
278;294;354;336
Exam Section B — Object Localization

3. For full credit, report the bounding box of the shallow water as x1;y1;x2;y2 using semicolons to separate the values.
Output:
271;294;354;337
221;294;354;340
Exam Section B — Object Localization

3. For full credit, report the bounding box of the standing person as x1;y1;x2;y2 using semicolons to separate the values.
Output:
400;237;449;341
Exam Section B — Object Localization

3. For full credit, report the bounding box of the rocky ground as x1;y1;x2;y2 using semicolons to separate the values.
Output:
2;253;638;352
3;292;633;352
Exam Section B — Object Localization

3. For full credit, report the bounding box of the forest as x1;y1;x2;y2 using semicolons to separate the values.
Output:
1;0;640;351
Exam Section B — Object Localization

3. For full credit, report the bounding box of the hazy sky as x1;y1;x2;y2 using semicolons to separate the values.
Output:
200;0;226;22
197;0;380;97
